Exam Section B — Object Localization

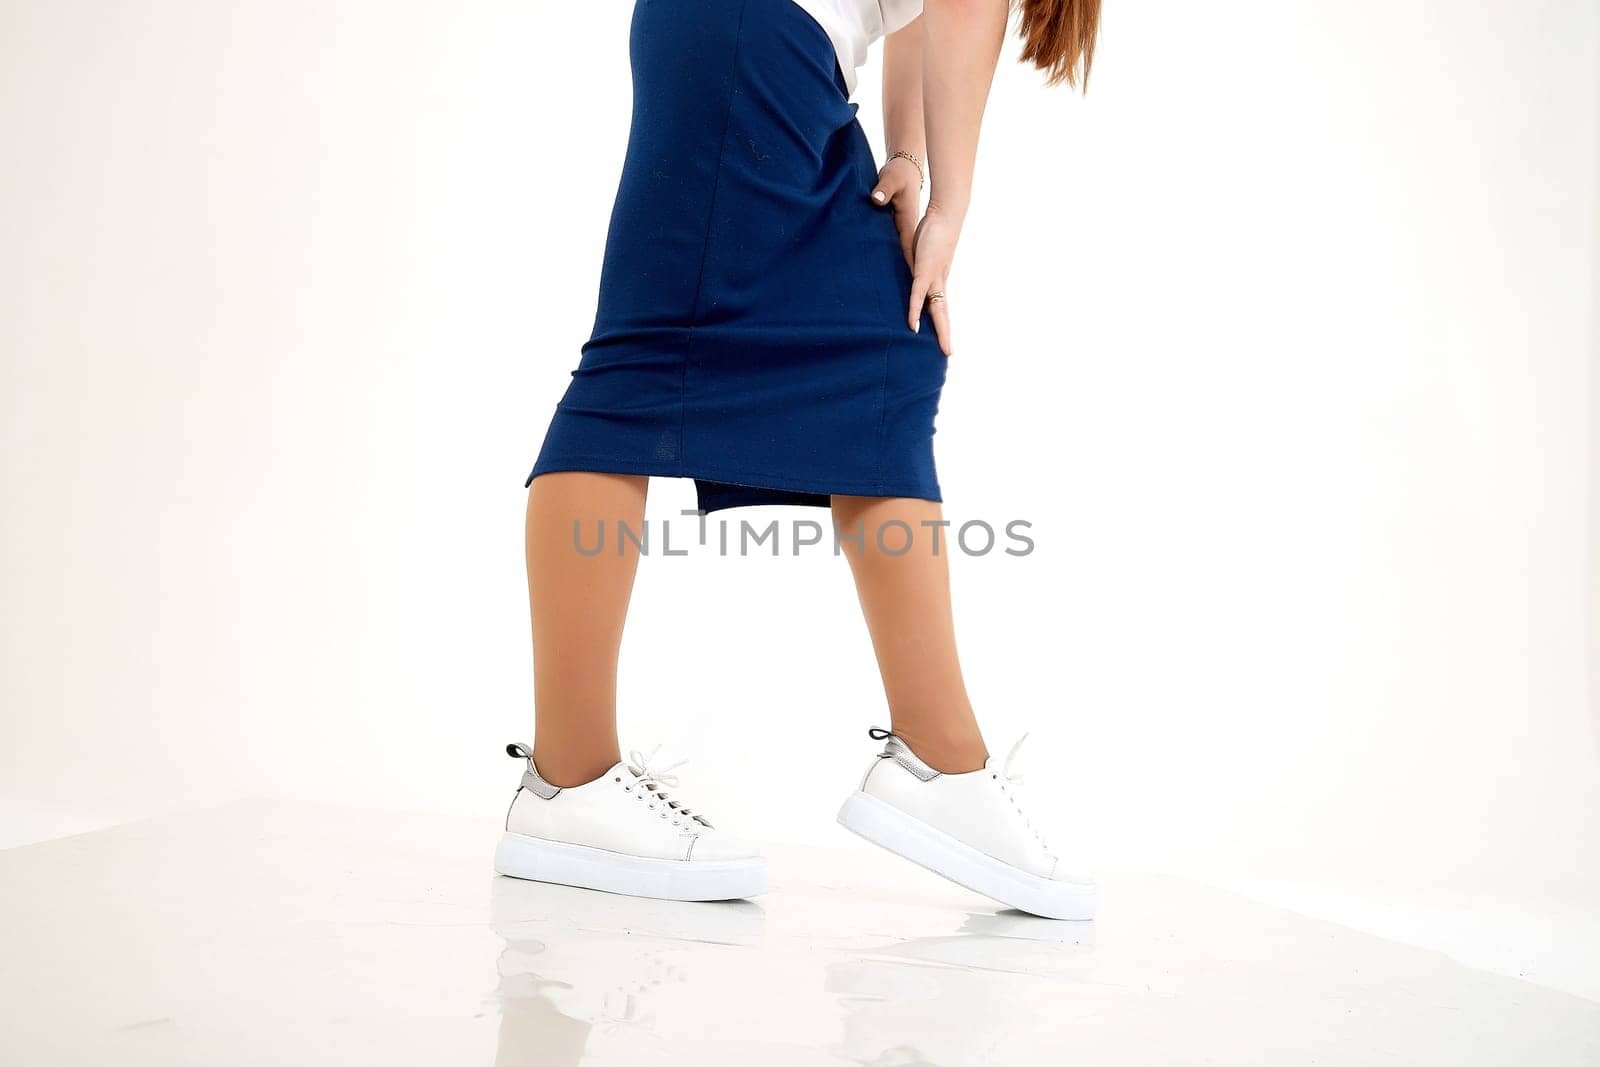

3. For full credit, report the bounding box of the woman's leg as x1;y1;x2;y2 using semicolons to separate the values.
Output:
831;494;988;773
525;471;648;787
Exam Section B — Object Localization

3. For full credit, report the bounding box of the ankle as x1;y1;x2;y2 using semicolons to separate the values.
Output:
889;725;988;775
531;748;621;789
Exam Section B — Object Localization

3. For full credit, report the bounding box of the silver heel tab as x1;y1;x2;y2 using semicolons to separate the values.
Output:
866;727;940;782
505;741;561;799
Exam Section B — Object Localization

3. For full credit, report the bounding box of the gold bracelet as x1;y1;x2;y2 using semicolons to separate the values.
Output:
888;149;925;188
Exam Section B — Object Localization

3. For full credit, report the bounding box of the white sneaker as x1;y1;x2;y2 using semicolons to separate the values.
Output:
494;743;767;902
837;728;1097;920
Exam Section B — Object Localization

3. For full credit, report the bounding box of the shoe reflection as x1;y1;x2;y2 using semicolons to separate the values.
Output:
490;878;1092;1066
825;910;1095;1066
490;876;766;1066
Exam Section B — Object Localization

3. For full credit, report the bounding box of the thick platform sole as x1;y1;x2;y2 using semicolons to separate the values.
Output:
837;791;1097;920
493;832;767;902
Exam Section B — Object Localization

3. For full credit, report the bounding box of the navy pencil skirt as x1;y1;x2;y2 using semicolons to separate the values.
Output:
527;0;947;512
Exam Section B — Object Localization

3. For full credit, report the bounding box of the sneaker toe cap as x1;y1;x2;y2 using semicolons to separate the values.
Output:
1047;856;1097;886
689;830;761;862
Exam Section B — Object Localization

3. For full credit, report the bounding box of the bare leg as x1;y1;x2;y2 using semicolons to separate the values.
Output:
831;495;988;773
525;471;648;787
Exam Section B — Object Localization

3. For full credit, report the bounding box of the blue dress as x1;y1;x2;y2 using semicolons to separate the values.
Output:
528;0;946;512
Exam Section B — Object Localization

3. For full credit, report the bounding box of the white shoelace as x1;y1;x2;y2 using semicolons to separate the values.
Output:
627;746;708;829
1002;733;1030;785
998;733;1049;848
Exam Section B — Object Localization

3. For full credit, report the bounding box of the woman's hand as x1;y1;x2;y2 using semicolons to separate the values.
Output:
870;155;923;269
908;200;961;356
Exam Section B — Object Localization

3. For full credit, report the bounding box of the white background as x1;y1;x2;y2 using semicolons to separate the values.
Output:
2;0;1597;997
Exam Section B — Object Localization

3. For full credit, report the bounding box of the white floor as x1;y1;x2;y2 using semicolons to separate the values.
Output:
2;801;1596;1066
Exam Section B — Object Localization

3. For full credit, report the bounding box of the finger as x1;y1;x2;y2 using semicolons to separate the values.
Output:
908;274;930;332
929;292;952;357
893;199;917;268
871;173;907;206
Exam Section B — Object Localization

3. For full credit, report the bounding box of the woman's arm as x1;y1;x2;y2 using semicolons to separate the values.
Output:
883;22;927;163
909;0;1009;354
873;19;928;268
921;0;1007;224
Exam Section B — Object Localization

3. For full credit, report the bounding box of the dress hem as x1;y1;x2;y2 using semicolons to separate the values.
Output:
524;457;941;512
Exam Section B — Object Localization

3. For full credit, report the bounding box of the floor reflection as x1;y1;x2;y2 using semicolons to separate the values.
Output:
8;808;1589;1064
490;877;767;1066
489;876;1093;1066
826;911;1095;1066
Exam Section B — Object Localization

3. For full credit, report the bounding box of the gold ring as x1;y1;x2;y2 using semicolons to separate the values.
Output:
928;290;947;304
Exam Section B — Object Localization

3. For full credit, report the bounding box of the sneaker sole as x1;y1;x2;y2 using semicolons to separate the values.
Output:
493;832;767;902
837;791;1097;920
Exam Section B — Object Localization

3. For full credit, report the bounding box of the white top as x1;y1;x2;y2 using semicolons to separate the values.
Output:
792;0;924;96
